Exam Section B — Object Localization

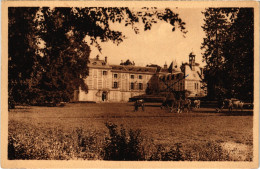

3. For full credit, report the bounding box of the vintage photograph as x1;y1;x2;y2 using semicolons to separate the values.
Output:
2;1;259;168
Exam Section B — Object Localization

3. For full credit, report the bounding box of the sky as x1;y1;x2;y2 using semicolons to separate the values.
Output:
88;8;206;68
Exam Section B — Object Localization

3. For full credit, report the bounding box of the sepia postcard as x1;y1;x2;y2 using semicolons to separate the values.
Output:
1;1;259;168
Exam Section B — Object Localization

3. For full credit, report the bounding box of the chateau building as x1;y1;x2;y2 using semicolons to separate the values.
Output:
74;55;185;102
74;53;206;102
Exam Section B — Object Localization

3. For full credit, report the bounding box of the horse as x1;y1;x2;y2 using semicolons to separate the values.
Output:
231;99;244;112
219;98;244;112
178;99;192;113
134;99;145;111
161;99;178;113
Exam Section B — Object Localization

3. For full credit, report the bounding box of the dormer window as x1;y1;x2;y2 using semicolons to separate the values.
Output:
102;62;106;65
92;62;97;65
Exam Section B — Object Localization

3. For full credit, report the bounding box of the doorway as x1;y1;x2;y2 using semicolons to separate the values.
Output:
102;92;107;101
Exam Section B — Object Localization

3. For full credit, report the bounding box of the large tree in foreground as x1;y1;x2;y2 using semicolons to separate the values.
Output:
201;8;253;101
9;7;187;105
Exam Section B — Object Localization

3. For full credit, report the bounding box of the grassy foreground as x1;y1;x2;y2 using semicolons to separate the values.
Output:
8;103;253;161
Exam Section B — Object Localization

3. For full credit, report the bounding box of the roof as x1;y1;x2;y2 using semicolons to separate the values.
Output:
111;65;157;74
88;57;183;75
88;58;110;69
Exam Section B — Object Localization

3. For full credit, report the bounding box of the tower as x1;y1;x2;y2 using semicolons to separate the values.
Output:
189;52;196;70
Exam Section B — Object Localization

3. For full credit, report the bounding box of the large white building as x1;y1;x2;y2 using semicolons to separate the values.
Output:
74;53;206;102
74;56;185;102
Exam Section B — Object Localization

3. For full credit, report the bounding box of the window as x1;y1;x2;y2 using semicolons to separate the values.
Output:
171;75;175;80
131;75;134;79
130;82;134;90
162;76;166;82
139;83;143;90
103;71;107;75
194;83;199;90
147;83;150;88
139;75;142;79
167;75;170;80
113;82;118;88
114;74;118;78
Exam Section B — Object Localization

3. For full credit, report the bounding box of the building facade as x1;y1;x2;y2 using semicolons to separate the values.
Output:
180;53;207;97
75;56;185;102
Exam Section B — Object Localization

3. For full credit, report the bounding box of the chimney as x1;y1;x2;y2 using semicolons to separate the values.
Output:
105;56;107;63
133;61;135;66
96;55;99;60
164;62;167;69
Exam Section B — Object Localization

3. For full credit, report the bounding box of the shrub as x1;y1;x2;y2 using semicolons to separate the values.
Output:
102;122;145;161
8;121;100;160
149;143;184;161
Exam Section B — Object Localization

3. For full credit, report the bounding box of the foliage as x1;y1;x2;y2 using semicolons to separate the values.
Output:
120;59;135;65
8;120;101;160
9;7;187;105
8;7;40;105
103;122;145;160
149;143;184;161
9;116;252;161
201;8;253;101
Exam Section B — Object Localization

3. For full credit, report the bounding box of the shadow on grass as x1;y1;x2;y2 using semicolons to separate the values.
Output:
194;109;253;116
11;107;31;110
220;111;253;116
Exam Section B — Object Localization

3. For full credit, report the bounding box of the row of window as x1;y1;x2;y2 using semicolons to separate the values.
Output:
114;74;143;79
112;82;144;90
102;71;144;79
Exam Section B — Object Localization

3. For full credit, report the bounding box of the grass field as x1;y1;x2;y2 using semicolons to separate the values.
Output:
8;103;253;161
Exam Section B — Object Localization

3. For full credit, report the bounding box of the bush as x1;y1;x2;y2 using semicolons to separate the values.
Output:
8;121;101;160
102;122;145;160
10;121;235;161
149;143;184;161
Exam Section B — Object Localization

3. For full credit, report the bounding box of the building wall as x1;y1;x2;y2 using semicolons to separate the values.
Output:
79;67;152;102
183;65;206;97
76;56;203;102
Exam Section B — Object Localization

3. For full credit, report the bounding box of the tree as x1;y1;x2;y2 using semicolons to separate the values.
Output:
222;8;254;101
201;8;253;101
120;59;134;66
8;7;40;105
9;7;187;105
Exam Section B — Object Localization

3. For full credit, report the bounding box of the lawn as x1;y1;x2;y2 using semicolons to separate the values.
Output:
8;103;253;161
